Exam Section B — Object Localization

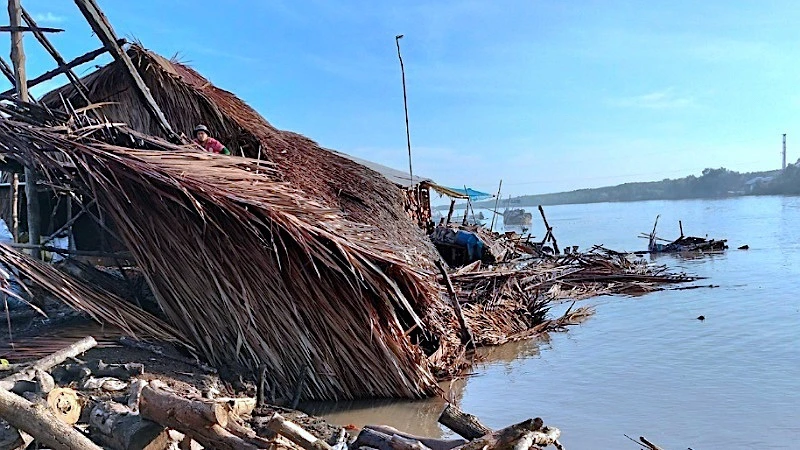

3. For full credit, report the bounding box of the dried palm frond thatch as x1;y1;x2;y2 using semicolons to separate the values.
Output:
0;119;440;401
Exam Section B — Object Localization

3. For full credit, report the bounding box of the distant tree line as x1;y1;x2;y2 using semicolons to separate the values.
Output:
466;166;798;209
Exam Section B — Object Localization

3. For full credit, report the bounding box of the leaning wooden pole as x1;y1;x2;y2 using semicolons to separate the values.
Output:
489;179;502;232
73;0;181;142
8;0;40;259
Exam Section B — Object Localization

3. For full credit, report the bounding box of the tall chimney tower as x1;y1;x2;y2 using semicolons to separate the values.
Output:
783;133;787;170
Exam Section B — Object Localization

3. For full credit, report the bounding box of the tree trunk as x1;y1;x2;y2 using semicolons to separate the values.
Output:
0;386;101;450
47;388;81;425
437;403;491;440
139;380;259;450
89;401;169;450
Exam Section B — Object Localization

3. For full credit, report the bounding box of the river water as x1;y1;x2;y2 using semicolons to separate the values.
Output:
305;196;800;449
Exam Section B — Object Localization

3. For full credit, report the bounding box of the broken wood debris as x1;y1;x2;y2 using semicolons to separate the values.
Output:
0;334;567;449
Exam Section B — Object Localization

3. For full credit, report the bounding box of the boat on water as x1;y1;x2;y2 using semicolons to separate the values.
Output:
503;208;532;226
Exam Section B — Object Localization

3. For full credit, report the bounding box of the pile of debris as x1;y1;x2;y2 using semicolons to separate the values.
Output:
643;216;728;254
0;336;566;450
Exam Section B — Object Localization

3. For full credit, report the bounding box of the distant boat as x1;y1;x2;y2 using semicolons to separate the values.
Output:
503;208;532;226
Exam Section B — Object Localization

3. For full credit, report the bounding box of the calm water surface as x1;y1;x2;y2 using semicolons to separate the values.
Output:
306;196;800;449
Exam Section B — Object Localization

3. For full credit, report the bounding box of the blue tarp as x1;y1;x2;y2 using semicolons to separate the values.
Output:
439;187;492;201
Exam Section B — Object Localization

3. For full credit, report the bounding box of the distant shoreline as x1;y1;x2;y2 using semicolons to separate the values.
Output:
436;166;800;210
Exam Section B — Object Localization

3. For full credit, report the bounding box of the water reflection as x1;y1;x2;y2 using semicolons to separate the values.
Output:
312;197;800;449
302;335;550;437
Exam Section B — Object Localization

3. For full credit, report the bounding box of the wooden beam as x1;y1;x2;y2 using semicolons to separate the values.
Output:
0;41;121;97
0;25;63;33
73;0;180;142
0;55;15;86
8;0;41;260
20;7;90;102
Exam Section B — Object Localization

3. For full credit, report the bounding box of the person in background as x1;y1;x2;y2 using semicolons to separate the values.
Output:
193;124;231;155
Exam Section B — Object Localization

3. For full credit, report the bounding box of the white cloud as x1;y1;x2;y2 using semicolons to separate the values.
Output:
609;88;697;110
32;12;65;24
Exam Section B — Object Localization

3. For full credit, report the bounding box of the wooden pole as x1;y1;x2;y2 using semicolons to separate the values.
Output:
73;0;181;142
9;173;17;241
489;180;502;232
395;35;413;199
0;42;120;97
20;7;92;103
435;260;474;349
445;199;455;225
537;205;559;255
8;0;41;260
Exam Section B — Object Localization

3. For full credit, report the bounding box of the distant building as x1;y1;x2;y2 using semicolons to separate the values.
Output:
745;176;774;192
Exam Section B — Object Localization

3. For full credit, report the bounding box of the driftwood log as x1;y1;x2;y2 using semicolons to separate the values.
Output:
0;336;97;390
363;425;466;450
89;401;168;450
139;380;260;450
266;413;332;450
459;418;562;450
438;403;492;440
355;427;433;450
0;385;101;450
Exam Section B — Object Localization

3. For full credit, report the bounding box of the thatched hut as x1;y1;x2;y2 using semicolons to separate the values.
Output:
29;45;461;400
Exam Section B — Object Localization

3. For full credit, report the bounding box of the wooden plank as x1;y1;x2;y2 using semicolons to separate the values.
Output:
73;0;180;141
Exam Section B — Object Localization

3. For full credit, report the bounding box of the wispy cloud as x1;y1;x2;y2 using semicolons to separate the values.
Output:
609;88;696;109
32;12;65;24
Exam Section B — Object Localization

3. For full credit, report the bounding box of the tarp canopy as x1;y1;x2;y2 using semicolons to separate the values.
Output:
429;184;493;201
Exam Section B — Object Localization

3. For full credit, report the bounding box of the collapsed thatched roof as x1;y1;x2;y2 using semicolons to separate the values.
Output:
41;46;436;257
0;117;444;400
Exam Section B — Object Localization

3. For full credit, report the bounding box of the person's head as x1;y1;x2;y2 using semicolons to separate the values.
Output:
194;124;210;142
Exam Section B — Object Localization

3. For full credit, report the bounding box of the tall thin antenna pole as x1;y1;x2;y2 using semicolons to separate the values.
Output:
395;35;413;187
782;133;787;170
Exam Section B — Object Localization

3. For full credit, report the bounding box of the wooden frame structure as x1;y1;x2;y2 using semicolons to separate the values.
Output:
0;0;178;259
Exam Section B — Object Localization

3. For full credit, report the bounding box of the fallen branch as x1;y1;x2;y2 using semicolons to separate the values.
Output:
0;336;97;390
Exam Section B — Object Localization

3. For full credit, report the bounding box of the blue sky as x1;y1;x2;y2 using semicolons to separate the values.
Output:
10;1;800;197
